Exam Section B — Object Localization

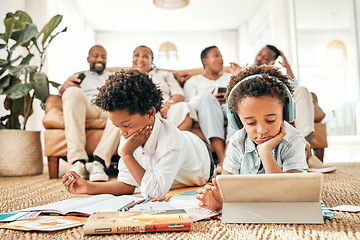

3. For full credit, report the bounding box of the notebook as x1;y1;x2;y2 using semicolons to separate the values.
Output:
216;173;324;224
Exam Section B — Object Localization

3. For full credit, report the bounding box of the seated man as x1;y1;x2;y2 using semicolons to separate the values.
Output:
59;45;120;182
183;46;236;172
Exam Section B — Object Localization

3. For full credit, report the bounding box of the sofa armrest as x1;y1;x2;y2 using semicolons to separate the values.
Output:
45;95;62;113
311;92;325;123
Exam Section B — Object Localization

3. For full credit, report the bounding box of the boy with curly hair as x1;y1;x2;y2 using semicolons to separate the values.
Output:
196;65;308;211
62;69;214;199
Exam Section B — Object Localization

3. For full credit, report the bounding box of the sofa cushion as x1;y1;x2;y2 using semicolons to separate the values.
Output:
44;129;106;156
312;122;328;148
43;108;107;129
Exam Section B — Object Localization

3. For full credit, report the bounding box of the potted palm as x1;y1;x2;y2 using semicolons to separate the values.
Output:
0;10;66;176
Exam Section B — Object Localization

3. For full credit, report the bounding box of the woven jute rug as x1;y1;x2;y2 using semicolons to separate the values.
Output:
1;162;359;240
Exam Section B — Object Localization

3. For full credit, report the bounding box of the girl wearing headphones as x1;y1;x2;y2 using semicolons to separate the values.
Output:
196;65;308;211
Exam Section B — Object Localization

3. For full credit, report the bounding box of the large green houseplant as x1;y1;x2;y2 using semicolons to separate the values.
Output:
0;10;65;129
0;10;66;176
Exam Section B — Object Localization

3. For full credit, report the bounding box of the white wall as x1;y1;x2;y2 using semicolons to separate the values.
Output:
238;0;271;66
46;0;96;90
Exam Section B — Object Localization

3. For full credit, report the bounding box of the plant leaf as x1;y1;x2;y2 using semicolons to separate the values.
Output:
5;95;31;129
4;82;34;99
20;53;34;65
0;59;7;67
12;11;33;30
8;65;37;77
0;44;5;49
49;80;61;88
10;23;38;50
31;72;49;103
3;16;17;42
0;75;10;94
0;65;8;78
47;26;67;45
0;33;6;41
40;15;62;45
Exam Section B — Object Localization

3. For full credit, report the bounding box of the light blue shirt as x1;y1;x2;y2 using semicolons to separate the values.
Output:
223;121;308;174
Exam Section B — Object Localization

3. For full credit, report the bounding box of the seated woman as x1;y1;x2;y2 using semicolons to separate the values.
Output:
132;45;197;131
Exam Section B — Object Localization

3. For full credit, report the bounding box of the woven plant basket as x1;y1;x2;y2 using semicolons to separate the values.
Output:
0;130;43;176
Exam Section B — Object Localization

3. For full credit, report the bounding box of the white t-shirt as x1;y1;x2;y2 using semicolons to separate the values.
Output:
293;86;315;137
183;73;231;108
117;116;211;199
149;69;184;102
68;70;111;101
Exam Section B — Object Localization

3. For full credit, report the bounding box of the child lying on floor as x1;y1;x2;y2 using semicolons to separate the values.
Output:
196;65;308;211
62;69;214;199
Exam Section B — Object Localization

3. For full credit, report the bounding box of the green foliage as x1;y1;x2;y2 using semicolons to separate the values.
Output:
0;10;66;129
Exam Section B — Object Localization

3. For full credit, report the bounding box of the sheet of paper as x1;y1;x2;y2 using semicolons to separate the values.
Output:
18;194;142;215
185;207;218;222
329;205;360;213
74;195;142;215
0;211;41;222
169;194;200;210
0;216;87;231
130;202;173;211
21;194;116;214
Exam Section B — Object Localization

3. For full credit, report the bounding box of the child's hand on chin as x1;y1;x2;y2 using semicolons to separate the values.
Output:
120;126;152;156
195;178;223;212
257;124;286;153
62;171;88;195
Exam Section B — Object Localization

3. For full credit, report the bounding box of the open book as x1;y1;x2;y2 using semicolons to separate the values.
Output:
18;194;142;217
83;209;191;235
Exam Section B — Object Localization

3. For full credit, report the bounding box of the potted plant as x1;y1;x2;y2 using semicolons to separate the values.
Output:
0;10;66;176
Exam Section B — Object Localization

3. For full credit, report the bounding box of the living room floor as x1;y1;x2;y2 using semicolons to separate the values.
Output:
324;135;360;163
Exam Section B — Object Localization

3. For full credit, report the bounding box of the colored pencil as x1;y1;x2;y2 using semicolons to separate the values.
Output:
141;198;152;204
143;198;157;204
123;199;146;211
118;200;135;211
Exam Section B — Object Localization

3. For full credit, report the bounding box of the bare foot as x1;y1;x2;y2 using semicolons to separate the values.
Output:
195;178;223;211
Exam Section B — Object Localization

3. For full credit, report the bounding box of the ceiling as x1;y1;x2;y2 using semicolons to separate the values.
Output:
73;0;351;33
73;0;261;32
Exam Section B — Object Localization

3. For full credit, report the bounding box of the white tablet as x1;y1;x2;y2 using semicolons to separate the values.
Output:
216;173;324;224
217;173;322;202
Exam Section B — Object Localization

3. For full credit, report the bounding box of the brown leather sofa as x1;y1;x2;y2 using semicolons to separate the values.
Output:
311;92;328;161
42;67;327;178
